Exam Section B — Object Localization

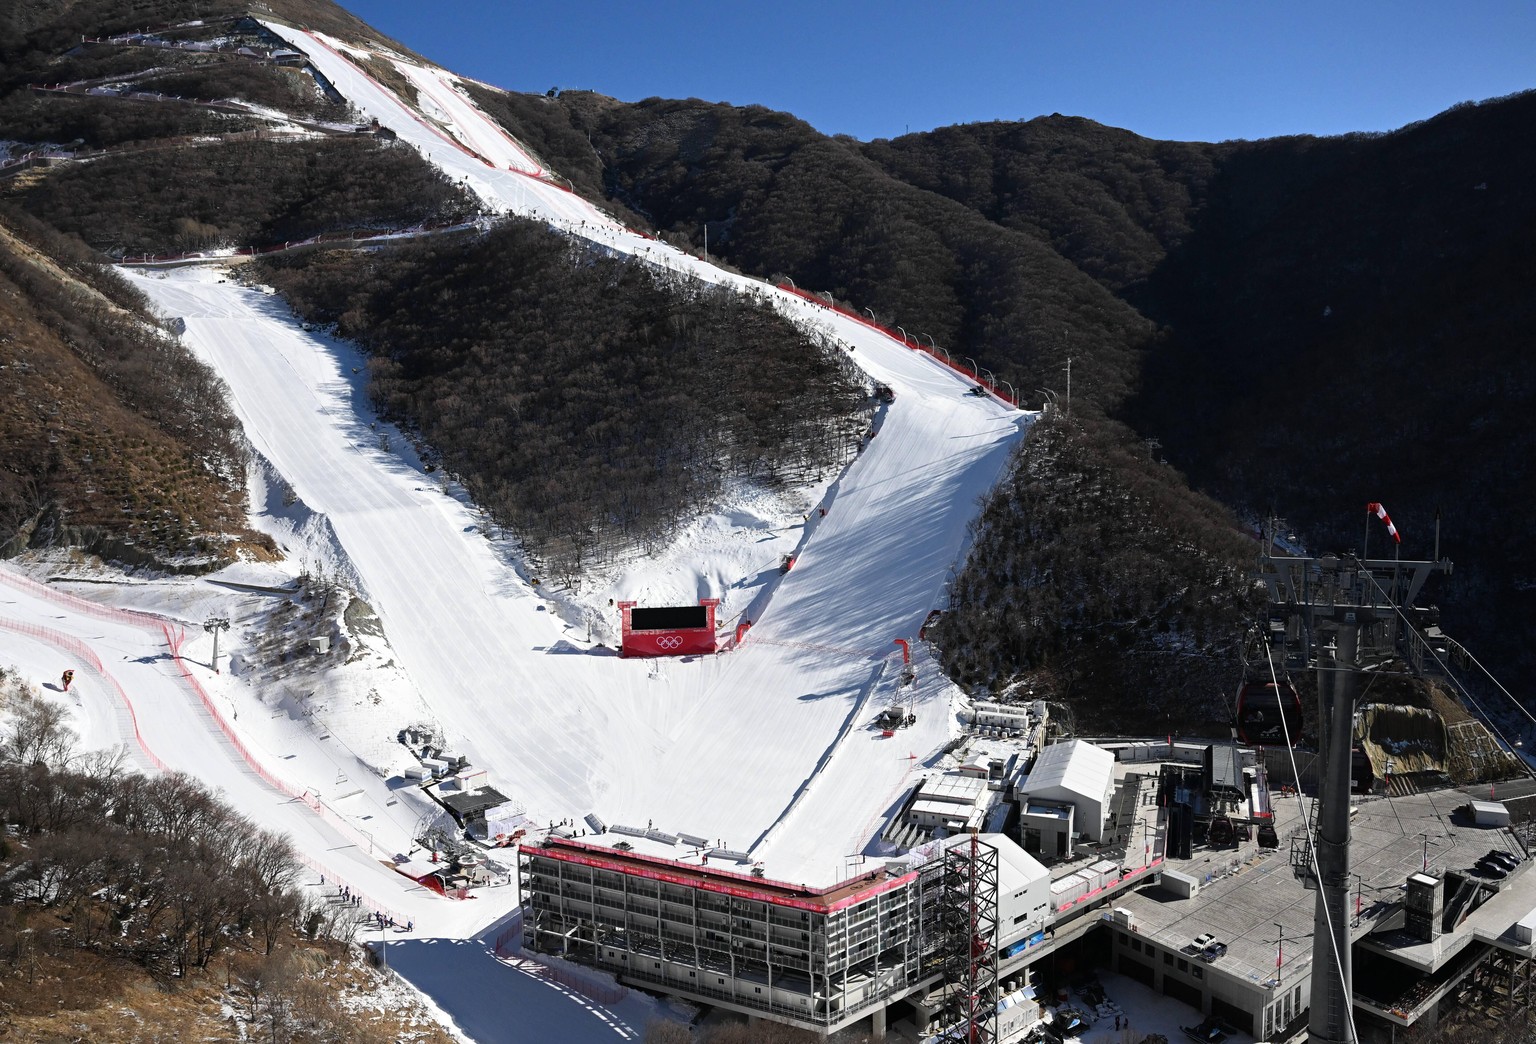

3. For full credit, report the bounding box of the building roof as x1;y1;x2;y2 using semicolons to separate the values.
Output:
910;799;975;823
1023;740;1114;805
1204;743;1244;794
918;773;987;804
437;785;511;818
532;837;914;913
941;832;1048;896
992;834;1050;892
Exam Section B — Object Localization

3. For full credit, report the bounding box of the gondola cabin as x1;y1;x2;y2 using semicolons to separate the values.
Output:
1234;680;1303;746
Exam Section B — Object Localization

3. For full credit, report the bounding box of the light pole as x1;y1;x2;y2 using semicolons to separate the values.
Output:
896;326;908;344
204;616;230;673
922;333;935;351
1419;834;1441;873
964;357;978;380
999;379;1016;403
863;307;876;322
1274;923;1284;987
980;367;995;389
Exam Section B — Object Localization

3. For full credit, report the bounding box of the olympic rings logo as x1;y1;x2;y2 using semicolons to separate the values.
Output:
657;635;683;650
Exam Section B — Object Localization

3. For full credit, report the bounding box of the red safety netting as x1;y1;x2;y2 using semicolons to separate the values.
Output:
777;284;1021;407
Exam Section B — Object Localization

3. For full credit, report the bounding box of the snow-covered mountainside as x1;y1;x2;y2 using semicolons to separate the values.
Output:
2;21;1028;1041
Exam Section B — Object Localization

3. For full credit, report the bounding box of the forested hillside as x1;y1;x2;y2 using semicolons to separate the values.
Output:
0;0;475;569
479;93;1159;416
256;222;870;581
936;412;1258;732
0;669;454;1041
471;84;1536;706
0;205;262;567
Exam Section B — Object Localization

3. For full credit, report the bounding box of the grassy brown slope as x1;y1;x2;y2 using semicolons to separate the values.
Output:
0;210;267;565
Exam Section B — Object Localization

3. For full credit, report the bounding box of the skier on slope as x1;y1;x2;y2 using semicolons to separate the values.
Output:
61;669;74;692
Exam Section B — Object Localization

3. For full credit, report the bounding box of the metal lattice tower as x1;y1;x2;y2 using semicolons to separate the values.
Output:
1255;535;1452;1044
939;832;1000;1044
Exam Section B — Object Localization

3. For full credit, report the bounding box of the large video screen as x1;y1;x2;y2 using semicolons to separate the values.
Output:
630;605;708;631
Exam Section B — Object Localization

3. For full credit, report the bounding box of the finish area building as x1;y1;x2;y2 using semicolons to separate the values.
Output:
521;834;1057;1037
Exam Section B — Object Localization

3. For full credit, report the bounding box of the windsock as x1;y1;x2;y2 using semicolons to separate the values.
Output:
1366;502;1401;543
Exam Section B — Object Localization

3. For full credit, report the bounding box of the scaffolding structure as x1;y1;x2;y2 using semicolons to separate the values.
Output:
937;832;1000;1043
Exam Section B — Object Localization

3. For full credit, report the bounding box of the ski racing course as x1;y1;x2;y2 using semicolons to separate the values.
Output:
4;22;1029;1040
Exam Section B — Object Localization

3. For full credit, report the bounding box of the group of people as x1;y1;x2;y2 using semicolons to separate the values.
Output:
323;878;411;931
371;910;411;931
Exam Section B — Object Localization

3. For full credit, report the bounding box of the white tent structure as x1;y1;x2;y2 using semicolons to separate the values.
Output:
1020;740;1115;842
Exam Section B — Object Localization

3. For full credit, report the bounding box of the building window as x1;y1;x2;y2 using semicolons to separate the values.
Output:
755;987;762;994
689;972;695;978
654;962;661;969
1178;959;1188;972
1119;932;1129;945
718;978;726;985
1192;966;1203;980
1131;939;1142;952
1164;952;1173;966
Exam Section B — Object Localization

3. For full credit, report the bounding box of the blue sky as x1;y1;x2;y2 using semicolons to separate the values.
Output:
340;1;1536;143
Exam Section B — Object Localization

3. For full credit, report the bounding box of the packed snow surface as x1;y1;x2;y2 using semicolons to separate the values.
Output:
126;259;1022;883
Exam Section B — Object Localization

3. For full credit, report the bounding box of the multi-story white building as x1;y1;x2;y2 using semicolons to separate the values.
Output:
521;832;1055;1038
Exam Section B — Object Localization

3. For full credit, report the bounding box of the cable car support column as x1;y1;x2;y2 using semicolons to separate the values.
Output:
1310;619;1359;1044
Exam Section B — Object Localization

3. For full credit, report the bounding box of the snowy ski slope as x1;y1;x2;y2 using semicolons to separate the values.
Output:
16;20;1028;890
118;23;1033;884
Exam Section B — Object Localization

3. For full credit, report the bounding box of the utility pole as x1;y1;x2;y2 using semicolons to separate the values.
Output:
204;615;230;673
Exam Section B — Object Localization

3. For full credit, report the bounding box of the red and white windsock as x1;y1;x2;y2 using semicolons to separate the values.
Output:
1366;502;1401;543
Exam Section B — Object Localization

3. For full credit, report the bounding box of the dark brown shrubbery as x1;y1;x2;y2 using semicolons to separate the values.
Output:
12;136;480;255
935;412;1259;732
0;206;259;563
258;219;871;581
0;686;304;977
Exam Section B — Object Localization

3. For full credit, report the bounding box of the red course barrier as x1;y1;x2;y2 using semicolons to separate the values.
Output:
776;284;1020;408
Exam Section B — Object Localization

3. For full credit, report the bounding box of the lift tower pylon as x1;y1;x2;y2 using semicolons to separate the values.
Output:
1254;527;1452;1044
